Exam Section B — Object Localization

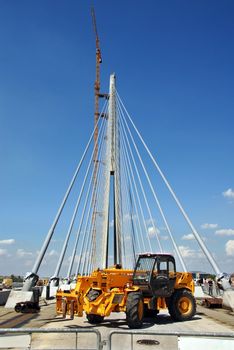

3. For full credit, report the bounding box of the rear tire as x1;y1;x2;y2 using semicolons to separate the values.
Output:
86;313;104;324
126;292;144;329
168;289;196;321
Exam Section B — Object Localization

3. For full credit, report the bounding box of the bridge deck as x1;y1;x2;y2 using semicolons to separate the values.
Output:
0;301;233;349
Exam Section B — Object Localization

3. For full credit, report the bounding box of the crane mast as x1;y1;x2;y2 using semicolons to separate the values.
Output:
90;7;102;269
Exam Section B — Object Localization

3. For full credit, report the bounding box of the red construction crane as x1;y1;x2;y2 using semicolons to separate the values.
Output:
91;6;102;133
90;7;102;269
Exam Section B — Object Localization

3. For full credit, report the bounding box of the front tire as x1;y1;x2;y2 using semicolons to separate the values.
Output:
168;289;196;321
126;292;144;329
15;304;21;313
86;313;104;324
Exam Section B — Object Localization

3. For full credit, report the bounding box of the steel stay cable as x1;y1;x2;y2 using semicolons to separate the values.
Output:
80;122;107;275
120;129;141;261
67;109;107;277
81;111;109;274
54;112;107;279
77;131;104;275
74;113;108;275
119;108;144;254
117;91;221;275
120;112;137;265
87;117;109;273
117;100;155;252
121;154;142;256
118;141;128;266
117;98;161;252
66;104;108;277
76;180;95;275
121;125;146;255
121;131;155;254
87;229;96;275
86;229;95;274
120;152;133;266
118;126;132;265
119;113;146;255
67;123;104;278
118;150;127;268
117;93;186;271
121;108;186;270
120;116;146;252
75;189;93;275
31;108;106;275
129;189;137;265
66;160;94;278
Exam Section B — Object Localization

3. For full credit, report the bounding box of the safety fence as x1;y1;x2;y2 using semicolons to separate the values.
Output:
0;328;233;350
108;330;234;350
0;328;102;350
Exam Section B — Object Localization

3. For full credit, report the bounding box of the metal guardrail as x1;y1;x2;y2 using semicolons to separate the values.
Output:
1;328;234;350
0;328;103;350
108;330;234;350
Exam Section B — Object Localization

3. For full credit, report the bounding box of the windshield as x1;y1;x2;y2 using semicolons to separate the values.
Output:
133;257;155;284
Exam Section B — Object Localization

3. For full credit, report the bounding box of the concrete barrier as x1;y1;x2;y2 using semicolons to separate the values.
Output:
5;290;33;309
222;290;234;311
194;285;206;299
41;285;58;299
0;290;11;305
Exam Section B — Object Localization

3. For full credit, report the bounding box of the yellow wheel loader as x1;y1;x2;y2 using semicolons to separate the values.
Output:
56;253;196;328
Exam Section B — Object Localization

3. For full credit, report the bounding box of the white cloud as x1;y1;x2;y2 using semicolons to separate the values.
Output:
215;229;234;236
0;248;7;256
223;188;234;199
0;239;15;245
148;226;160;237
123;213;131;221
182;233;195;240
17;249;33;258
160;235;169;241
48;249;58;257
124;234;131;241
178;246;197;258
182;233;207;242
51;239;63;243
65;254;80;266
225;240;234;256
201;223;218;229
179;246;205;259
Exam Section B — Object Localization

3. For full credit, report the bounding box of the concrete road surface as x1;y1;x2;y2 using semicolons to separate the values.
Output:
1;301;234;349
30;304;234;350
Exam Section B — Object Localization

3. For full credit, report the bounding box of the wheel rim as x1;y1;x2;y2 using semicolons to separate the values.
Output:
178;296;192;315
138;300;144;319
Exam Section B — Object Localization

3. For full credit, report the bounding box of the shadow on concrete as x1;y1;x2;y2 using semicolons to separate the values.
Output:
64;313;201;330
0;313;38;328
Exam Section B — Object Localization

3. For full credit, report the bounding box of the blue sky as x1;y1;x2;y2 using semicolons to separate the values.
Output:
0;1;233;276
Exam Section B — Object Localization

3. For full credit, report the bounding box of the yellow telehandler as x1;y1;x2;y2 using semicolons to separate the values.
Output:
56;253;196;328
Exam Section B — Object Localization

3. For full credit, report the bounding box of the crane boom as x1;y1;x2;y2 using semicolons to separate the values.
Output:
91;7;102;64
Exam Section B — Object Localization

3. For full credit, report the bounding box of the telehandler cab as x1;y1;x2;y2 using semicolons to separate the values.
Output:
56;253;196;328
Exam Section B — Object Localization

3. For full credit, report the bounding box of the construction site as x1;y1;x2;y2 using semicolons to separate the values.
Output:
0;2;234;349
